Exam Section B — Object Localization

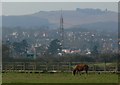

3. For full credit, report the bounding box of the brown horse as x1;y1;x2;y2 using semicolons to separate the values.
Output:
73;64;89;75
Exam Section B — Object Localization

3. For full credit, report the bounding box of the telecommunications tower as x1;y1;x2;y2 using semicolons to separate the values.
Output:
59;10;64;49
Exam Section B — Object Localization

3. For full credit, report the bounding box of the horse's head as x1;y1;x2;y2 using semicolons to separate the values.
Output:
73;69;76;75
72;65;77;76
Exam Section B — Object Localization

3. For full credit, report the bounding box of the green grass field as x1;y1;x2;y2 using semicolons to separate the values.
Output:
2;72;118;83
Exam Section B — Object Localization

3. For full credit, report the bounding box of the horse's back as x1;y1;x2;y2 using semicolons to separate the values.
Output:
75;64;88;71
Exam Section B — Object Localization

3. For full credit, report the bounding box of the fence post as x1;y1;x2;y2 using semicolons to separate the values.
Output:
46;62;48;71
52;65;54;70
93;64;96;74
58;62;60;71
23;62;24;72
104;61;106;73
69;62;71;72
34;62;36;71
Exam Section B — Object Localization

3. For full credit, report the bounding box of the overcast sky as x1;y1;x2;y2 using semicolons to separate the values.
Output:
2;2;118;16
1;0;119;2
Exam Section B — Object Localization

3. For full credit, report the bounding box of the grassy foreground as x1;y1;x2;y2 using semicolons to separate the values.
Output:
2;72;118;83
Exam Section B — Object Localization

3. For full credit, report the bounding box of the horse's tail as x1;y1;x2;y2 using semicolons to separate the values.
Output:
73;69;76;76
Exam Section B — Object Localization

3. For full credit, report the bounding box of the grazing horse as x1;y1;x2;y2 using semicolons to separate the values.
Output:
73;64;89;75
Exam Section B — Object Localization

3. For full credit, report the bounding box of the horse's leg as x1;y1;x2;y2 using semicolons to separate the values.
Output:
83;69;88;79
79;71;81;75
76;70;80;75
76;70;78;75
77;70;81;75
85;69;88;74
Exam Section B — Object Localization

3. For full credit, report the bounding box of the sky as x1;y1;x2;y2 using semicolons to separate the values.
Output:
1;0;119;2
2;2;118;16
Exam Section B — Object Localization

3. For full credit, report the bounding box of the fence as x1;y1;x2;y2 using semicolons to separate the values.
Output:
2;62;117;72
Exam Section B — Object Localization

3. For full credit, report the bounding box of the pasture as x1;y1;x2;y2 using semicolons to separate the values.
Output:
2;72;118;83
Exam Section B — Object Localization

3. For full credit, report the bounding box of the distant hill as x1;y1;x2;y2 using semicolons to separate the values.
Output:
76;21;117;32
31;8;117;28
2;8;118;32
2;16;51;28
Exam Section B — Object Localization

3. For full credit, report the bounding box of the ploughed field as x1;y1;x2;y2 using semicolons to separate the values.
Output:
2;72;118;83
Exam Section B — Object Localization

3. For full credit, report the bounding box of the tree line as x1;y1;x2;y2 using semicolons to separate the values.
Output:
2;39;118;63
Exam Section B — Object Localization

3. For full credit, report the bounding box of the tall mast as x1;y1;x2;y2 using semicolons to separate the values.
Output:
59;9;64;49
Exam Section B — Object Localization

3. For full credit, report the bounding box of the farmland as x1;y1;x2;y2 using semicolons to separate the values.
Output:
2;72;118;83
2;62;118;84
